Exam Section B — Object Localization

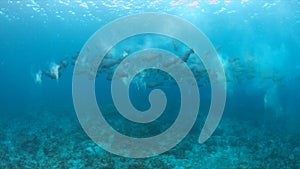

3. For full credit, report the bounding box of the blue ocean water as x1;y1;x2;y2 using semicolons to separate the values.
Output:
1;0;300;168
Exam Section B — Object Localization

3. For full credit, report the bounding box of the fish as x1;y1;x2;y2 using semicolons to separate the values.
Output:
181;49;194;62
101;58;117;68
147;82;163;88
106;74;113;81
42;62;66;80
42;70;59;79
104;53;113;58
34;70;42;84
59;59;68;68
122;49;130;57
172;40;178;51
215;45;222;52
101;57;125;68
228;57;240;63
71;52;79;65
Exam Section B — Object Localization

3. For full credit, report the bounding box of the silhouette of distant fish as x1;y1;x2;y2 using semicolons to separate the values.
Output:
35;44;293;89
181;49;194;62
147;82;163;88
172;40;178;51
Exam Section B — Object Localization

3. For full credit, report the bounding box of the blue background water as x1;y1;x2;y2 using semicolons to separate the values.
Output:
1;0;300;168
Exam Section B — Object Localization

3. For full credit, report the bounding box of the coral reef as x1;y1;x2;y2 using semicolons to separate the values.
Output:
0;106;299;168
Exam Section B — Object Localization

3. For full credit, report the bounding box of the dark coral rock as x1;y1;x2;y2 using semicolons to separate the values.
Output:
43;139;59;157
128;162;149;169
97;152;115;168
0;131;5;140
18;134;40;154
150;158;172;169
0;144;9;164
151;158;164;168
173;148;186;159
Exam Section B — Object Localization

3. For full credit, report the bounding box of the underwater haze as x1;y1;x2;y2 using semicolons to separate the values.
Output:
1;0;300;168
